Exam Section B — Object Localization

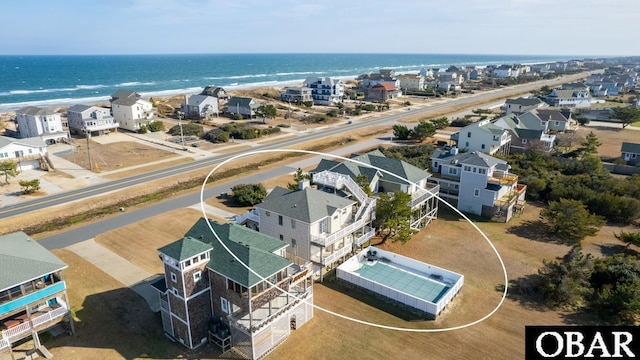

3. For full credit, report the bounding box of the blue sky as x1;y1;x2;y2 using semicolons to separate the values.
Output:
1;0;637;56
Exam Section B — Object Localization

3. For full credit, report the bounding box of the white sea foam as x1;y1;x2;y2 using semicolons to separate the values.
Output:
116;81;156;87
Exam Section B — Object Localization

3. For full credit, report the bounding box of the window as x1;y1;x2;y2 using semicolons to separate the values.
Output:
171;273;177;283
291;219;296;229
221;298;229;314
473;167;477;173
481;144;485;150
173;288;179;296
467;132;471;138
448;167;457;175
184;259;191;267
193;271;201;282
278;215;283;226
279;234;284;241
291;239;297;247
192;257;198;264
319;218;328;233
474;188;480;197
465;142;469;147
200;253;207;261
463;166;470;172
479;168;486;174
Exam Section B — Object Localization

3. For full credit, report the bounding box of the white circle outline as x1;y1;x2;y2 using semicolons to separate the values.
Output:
199;148;508;332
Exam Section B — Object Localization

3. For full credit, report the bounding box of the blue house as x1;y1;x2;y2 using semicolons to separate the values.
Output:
0;232;73;355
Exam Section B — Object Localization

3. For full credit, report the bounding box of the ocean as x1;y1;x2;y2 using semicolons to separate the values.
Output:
0;53;574;112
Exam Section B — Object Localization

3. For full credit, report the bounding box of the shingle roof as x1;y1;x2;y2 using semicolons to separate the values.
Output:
185;94;214;106
0;232;67;292
111;90;139;100
158;236;213;261
111;96;140;106
515;128;544;140
431;149;507;169
227;97;257;108
258;187;354;224
621;142;640;154
171;218;291;287
505;97;543;106
67;104;92;113
0;135;46;149
16;106;58;116
312;150;430;185
534;109;568;122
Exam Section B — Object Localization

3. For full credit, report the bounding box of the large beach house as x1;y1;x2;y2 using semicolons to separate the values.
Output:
0;232;73;357
66;105;119;136
110;90;154;132
153;219;313;359
15;107;69;143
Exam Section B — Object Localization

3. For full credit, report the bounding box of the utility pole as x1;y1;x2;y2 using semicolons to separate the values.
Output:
177;111;186;150
86;130;92;171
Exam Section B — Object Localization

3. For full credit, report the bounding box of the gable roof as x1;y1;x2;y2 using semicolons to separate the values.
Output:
111;90;140;100
16;106;59;116
200;86;228;98
0;232;67;292
534;109;568;122
67;104;92;113
258;186;354;224
621;142;640;154
370;82;397;91
505;97;543;106
168;218;290;287
0;135;46;149
312;150;430;185
431;149;507;169
227;96;258;108
158;236;213;262
549;89;589;99
185;94;215;106
515;128;544;140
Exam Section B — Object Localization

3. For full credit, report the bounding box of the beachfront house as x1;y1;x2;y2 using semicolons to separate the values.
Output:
226;97;260;119
201;86;230;104
110;90;154;132
66;105;119;136
280;87;313;103
396;74;425;91
15;107;68;144
311;150;440;230
303;77;344;105
236;181;374;278
450;119;512;156
429;148;526;222
519;108;572;133
504;97;546;115
0;232;74;356
0;136;49;171
181;94;218;120
621;142;640;165
152;219;313;359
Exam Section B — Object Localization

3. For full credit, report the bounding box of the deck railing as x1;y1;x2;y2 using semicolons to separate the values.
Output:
0;305;68;349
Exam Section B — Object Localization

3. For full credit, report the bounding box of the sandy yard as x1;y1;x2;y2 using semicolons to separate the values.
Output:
42;198;635;360
60;140;179;172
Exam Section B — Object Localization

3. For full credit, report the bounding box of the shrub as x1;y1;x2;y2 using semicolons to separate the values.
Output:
260;127;281;136
302;101;314;108
326;109;339;117
231;183;267;206
203;129;229;143
233;113;244;120
148;120;164;132
138;124;148;134
450;118;473;127
19;179;40;194
168;123;203;136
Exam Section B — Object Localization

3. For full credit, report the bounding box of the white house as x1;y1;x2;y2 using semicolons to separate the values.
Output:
66;105;119;136
237;181;375;278
181;94;218;120
15;107;68;143
110;90;154;132
492;114;555;154
504;97;546;115
303;77;344;105
621;142;640;165
429;148;526;222
451;119;512;156
396;74;425;91
0;136;48;170
544;89;591;108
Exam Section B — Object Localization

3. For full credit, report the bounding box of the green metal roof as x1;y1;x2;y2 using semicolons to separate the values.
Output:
157;236;213;262
162;218;291;287
0;232;67;292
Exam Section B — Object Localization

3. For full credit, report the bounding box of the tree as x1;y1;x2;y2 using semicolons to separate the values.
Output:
354;174;373;196
590;255;640;324
148;120;164;132
374;190;414;244
411;120;436;141
392;124;411;140
430;117;449;129
612;106;640;128
0;161;19;184
287;168;311;190
231;183;267;206
579;131;601;157
257;104;277;121
19;179;40;194
614;231;640;249
540;198;605;245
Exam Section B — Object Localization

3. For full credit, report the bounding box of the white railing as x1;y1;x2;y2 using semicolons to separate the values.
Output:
0;306;68;346
0;337;8;351
410;184;440;208
312;171;367;204
322;245;353;266
235;209;259;224
355;229;376;246
311;220;359;247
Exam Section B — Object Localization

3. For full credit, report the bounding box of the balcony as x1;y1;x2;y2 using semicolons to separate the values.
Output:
235;209;259;225
355;229;376;247
0;281;66;315
487;173;518;186
85;121;120;132
410;184;440;208
494;184;527;207
320;245;353;266
0;304;68;351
